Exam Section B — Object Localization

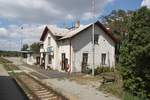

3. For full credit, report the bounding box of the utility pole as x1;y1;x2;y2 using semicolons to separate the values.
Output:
20;26;23;59
92;0;95;76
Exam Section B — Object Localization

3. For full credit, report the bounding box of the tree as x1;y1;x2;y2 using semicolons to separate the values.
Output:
30;42;40;54
101;9;134;62
119;7;150;98
21;44;29;51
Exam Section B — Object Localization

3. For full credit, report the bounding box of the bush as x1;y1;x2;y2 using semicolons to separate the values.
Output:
94;67;115;75
123;91;146;100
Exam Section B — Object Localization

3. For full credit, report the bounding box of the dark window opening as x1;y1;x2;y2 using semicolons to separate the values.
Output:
94;34;99;44
61;53;66;70
82;53;88;72
49;55;52;64
48;37;51;45
101;53;106;65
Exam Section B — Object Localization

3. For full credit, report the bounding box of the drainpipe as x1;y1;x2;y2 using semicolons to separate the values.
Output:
69;38;72;72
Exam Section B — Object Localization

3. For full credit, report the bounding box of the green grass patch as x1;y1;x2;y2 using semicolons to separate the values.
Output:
98;72;123;98
123;92;146;100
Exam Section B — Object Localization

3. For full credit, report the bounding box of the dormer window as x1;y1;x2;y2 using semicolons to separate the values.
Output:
48;37;51;46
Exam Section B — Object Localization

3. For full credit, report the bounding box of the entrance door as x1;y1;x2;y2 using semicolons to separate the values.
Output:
41;53;45;67
61;53;66;70
82;53;88;72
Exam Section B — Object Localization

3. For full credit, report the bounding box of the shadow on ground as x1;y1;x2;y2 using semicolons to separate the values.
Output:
0;76;29;100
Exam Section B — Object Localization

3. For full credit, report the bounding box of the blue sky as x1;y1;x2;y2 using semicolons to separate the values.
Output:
102;0;143;15
58;0;144;27
0;0;148;51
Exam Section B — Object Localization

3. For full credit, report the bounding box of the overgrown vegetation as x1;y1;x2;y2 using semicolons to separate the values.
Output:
99;71;123;98
0;51;20;57
119;7;150;98
94;67;115;75
0;57;12;63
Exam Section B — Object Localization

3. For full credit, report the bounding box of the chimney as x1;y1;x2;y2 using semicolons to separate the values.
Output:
75;20;80;28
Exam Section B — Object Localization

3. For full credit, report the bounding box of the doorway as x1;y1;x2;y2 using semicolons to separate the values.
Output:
82;53;88;72
61;53;66;70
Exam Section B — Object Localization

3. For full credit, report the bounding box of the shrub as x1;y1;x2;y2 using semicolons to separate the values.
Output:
94;67;115;75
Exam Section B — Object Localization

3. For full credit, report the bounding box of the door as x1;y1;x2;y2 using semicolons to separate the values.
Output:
82;53;88;73
41;53;46;67
61;53;66;70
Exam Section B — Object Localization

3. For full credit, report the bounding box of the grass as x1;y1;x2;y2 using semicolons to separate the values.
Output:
98;71;123;98
69;73;103;89
0;57;12;64
98;71;148;100
123;92;146;100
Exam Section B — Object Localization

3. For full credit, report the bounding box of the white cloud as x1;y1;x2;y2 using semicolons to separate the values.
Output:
0;28;8;38
141;0;150;8
0;0;114;24
0;0;116;51
0;24;45;51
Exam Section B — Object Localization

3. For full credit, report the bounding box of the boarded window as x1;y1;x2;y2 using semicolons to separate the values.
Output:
101;53;106;65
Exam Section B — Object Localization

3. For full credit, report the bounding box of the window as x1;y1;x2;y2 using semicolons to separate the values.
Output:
101;53;106;65
49;55;52;64
82;53;88;72
82;53;88;66
94;34;99;44
48;37;51;45
61;53;66;70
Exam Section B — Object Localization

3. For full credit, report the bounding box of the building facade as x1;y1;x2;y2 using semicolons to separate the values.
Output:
40;21;117;72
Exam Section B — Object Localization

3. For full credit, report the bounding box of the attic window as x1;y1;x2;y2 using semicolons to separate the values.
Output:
94;34;99;44
48;37;51;46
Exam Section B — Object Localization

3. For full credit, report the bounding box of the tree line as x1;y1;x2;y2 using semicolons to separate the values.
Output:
102;7;150;98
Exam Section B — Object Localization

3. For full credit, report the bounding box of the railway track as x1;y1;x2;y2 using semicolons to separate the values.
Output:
0;58;68;100
17;73;67;100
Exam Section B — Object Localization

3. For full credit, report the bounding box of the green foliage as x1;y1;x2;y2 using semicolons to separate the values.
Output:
102;9;132;40
123;92;146;100
21;44;29;51
99;70;123;98
0;50;20;57
94;67;115;75
30;42;40;54
86;67;115;75
102;9;134;62
119;7;150;98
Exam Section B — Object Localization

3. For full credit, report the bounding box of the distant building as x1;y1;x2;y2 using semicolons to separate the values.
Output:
39;21;117;72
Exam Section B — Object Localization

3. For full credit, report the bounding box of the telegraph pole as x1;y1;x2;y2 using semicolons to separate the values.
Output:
20;26;23;59
92;0;95;76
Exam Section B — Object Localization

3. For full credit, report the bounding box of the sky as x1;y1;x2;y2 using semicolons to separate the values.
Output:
0;0;149;51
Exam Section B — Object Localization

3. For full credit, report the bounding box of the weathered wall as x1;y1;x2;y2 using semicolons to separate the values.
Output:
71;25;115;72
42;31;59;69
